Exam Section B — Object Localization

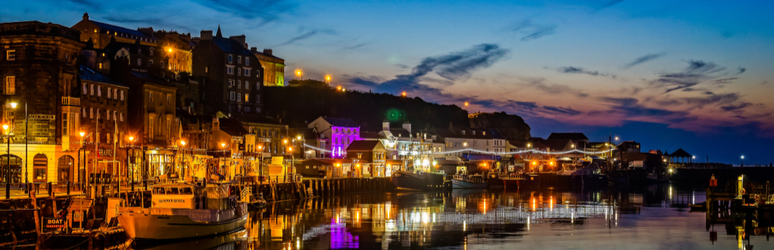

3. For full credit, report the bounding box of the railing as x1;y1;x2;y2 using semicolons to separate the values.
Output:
62;96;80;106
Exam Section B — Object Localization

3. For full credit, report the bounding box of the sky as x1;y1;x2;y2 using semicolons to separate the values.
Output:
4;0;774;164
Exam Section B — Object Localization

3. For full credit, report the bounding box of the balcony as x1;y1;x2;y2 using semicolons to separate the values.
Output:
62;97;80;106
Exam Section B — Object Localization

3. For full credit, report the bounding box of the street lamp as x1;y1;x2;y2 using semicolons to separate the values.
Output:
464;102;469;111
295;69;302;78
126;135;137;191
288;147;295;182
741;155;744;167
401;91;407;97
325;75;331;83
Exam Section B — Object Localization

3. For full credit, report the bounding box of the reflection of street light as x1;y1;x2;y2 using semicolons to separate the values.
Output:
127;135;137;191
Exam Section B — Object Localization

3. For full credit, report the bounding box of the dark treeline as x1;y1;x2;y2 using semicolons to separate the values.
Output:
264;84;530;140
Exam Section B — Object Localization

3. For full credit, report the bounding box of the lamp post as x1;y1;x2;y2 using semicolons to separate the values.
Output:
258;145;264;183
220;142;227;178
288;147;294;182
127;136;136;191
78;131;87;191
179;140;187;178
741;155;744;167
3;123;10;199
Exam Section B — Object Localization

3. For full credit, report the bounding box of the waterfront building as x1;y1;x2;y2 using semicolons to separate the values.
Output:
209;117;249;178
297;158;352;178
345;140;387;177
192;27;263;116
144;29;194;74
71;13;157;50
0;21;83;186
242;116;287;155
252;48;285;86
307;117;360;158
436;126;495;159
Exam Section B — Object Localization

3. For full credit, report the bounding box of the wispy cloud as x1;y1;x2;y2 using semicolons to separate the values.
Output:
193;0;297;26
596;0;625;10
347;43;509;98
622;53;666;69
507;19;557;42
276;30;316;46
551;66;617;79
650;60;745;93
341;42;368;51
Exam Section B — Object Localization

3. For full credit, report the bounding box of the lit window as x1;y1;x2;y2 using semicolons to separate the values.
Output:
107;87;112;98
120;90;124;101
244;93;249;102
4;76;15;95
97;86;101;97
6;50;16;61
98;63;103;69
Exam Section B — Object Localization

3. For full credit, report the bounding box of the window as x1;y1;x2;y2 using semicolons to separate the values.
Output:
4;76;15;95
245;57;250;66
120;90;124;101
149;60;153;66
137;58;141;66
149;92;153;103
255;94;260;103
89;108;93;118
97;86;101;97
149;49;153;56
120;113;123;122
98;63;103;69
62;114;68;136
138;48;142;54
114;111;117;121
228;54;233;63
244;94;249;102
228;79;234;88
161;61;165;69
244;68;250;76
90;84;94;95
6;50;15;61
245;106;251;112
229;91;235;100
82;109;86;118
205;66;208;73
237;80;242;89
256;82;260;90
107;87;112;98
238;56;242;64
237;93;242;102
166;95;170;105
82;83;88;95
245;81;249;90
227;66;234;75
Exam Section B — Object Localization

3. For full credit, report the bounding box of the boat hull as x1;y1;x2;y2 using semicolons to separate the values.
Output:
452;179;488;189
391;171;449;191
118;206;248;241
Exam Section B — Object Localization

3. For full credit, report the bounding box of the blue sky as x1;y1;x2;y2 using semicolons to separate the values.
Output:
4;0;774;164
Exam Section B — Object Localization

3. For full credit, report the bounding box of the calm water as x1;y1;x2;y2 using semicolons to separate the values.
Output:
136;185;774;250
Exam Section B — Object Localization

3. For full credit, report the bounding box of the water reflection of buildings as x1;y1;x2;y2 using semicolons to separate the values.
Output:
244;191;622;250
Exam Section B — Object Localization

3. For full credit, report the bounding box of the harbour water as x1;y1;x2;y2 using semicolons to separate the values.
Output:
131;184;773;250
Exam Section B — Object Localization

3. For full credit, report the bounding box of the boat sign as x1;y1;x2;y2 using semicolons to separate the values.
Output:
45;218;66;228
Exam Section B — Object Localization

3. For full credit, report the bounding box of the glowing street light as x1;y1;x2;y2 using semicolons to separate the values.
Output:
2;124;8;132
167;47;173;53
614;136;619;141
401;91;407;97
180;140;186;146
221;142;227;148
337;86;342;91
527;143;532;148
10;102;17;109
571;144;575;148
325;75;331;83
80;131;86;138
295;69;302;78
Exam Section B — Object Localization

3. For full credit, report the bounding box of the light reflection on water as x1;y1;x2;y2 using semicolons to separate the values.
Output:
137;184;774;250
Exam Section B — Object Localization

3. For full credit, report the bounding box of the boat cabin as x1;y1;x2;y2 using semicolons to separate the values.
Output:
151;184;197;209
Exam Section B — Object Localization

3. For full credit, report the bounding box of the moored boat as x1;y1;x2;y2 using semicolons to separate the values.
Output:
452;175;488;189
392;170;450;191
117;183;248;241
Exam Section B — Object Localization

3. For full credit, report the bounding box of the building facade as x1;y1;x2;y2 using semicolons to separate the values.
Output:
192;27;263;116
253;48;285;86
0;21;83;186
71;13;157;50
307;117;360;158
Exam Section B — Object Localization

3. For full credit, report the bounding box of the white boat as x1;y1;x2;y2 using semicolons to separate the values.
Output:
117;183;248;241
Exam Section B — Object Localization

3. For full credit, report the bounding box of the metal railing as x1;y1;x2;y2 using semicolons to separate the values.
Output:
61;96;80;106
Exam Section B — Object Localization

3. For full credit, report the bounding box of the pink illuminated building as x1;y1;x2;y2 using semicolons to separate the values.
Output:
308;116;361;158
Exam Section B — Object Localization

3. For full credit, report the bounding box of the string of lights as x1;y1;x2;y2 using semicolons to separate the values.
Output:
305;143;616;156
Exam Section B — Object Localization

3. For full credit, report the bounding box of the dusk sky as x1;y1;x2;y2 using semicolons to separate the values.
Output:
4;0;773;164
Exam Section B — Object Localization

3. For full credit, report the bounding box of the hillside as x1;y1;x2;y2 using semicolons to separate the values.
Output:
263;86;530;139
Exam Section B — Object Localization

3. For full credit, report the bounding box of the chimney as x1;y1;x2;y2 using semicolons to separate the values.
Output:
263;49;273;55
200;30;212;40
229;35;246;48
251;47;257;53
382;121;389;132
83;12;89;20
402;122;411;134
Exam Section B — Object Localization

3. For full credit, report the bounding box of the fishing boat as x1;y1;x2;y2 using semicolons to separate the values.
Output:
559;166;608;188
502;173;540;189
117;183;248;241
451;174;488;189
391;170;450;191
